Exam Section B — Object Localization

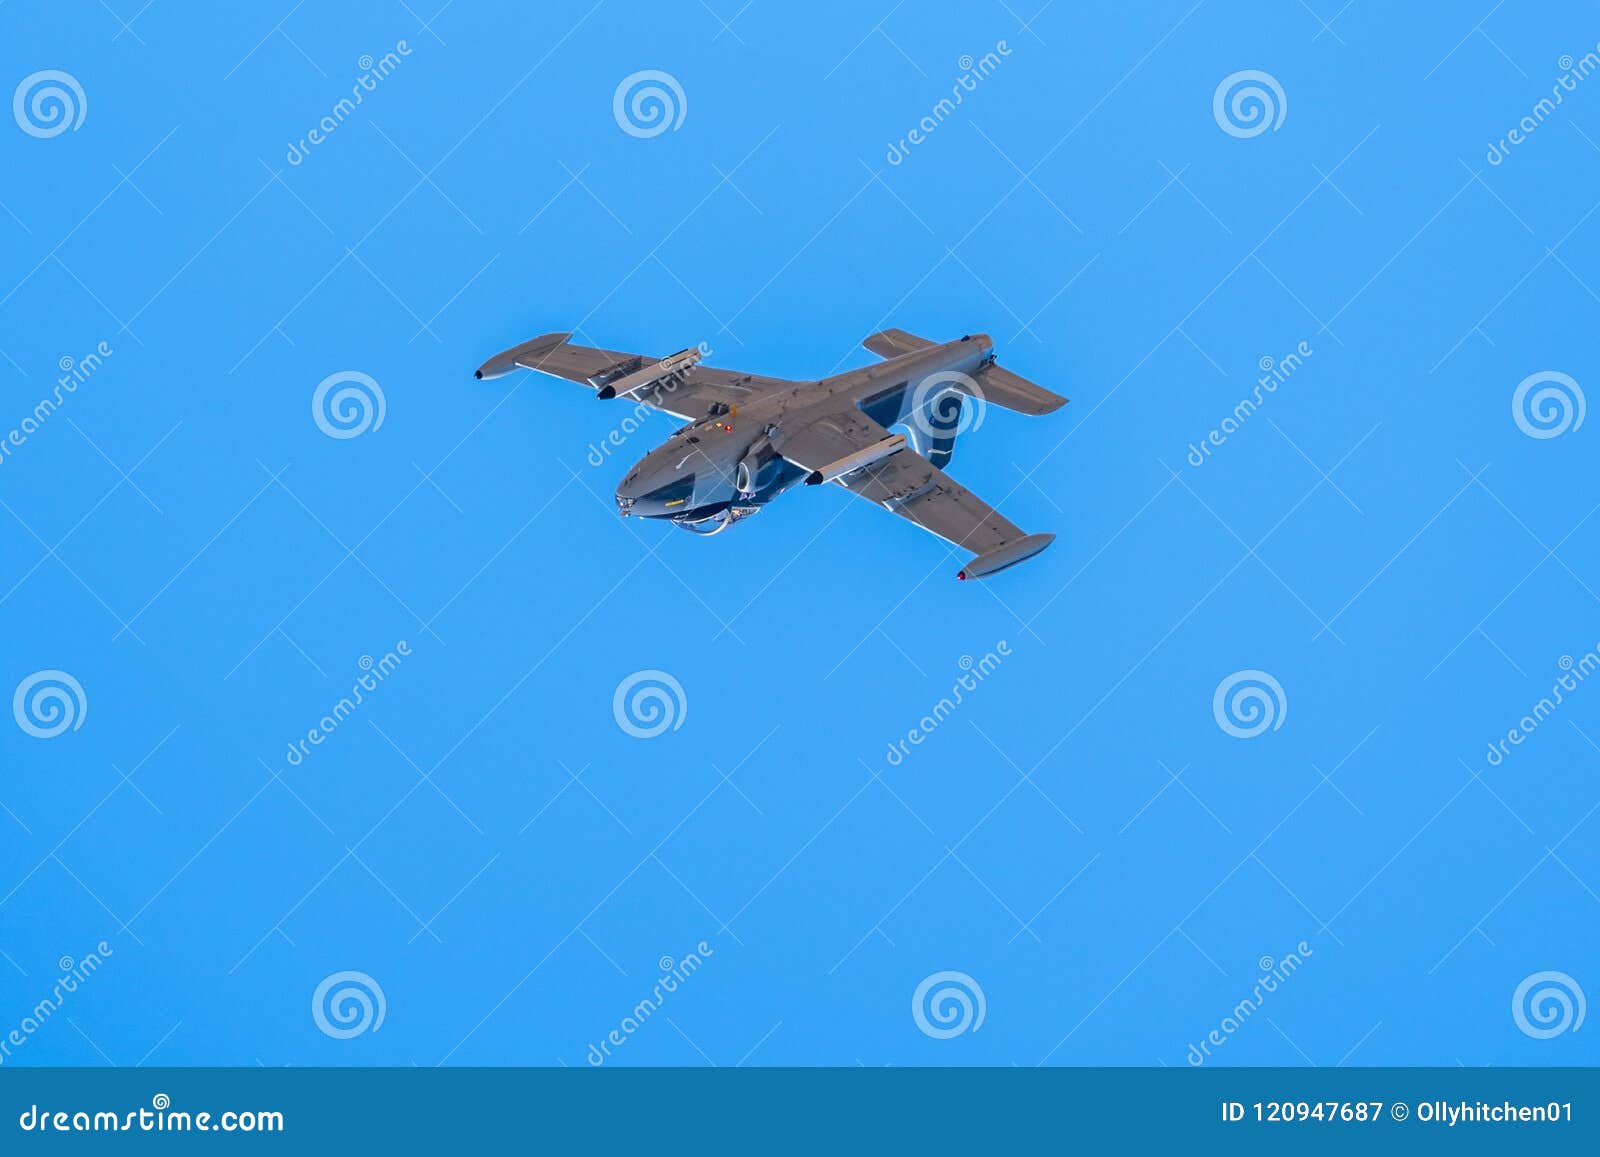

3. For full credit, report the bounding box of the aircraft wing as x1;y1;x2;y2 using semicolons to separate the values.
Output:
775;407;1053;580
476;332;791;421
768;406;898;478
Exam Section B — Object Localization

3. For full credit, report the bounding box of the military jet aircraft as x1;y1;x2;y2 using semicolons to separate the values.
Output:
475;329;1067;580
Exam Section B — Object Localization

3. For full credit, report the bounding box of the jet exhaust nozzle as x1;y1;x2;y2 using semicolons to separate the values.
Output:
803;433;908;486
594;348;705;402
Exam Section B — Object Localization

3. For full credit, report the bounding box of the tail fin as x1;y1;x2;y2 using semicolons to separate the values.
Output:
927;391;960;469
865;328;1069;415
973;362;1068;415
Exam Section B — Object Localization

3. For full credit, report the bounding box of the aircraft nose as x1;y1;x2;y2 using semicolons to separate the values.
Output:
615;464;693;517
615;470;643;515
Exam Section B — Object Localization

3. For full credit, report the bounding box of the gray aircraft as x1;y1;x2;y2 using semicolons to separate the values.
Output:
475;328;1067;580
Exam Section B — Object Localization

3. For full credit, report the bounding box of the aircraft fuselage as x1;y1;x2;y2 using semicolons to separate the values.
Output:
614;334;994;530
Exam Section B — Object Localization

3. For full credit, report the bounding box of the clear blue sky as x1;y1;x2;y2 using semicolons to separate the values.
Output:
1;0;1597;1067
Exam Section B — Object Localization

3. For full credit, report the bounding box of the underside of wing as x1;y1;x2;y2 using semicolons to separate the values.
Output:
839;449;1016;553
476;332;790;421
844;448;1056;579
836;447;1053;580
769;407;903;480
775;405;1054;580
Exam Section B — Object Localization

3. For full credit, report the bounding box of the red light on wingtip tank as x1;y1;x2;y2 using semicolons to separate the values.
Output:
957;570;967;581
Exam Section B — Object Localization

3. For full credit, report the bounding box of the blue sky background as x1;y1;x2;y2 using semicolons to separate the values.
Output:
1;0;1597;1067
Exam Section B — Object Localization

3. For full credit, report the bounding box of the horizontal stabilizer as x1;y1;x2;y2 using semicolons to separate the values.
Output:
863;328;936;359
974;363;1068;416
